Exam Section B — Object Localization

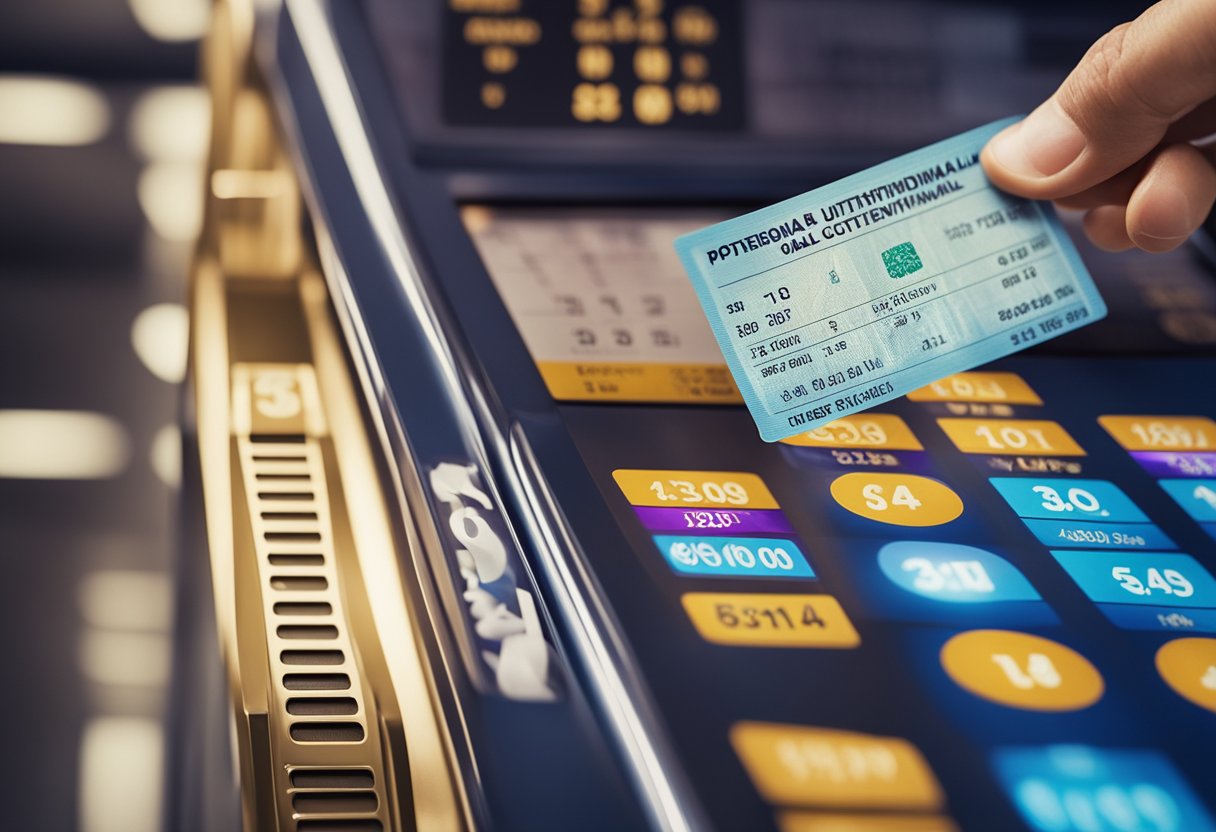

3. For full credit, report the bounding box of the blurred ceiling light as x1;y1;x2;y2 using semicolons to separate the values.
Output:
131;302;189;383
0;76;109;146
0;410;129;479
128;0;210;42
129;86;210;162
137;162;203;241
80;570;172;632
79;629;170;687
78;716;163;832
151;424;183;489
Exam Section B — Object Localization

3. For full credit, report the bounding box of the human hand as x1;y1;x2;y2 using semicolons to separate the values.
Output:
981;0;1216;253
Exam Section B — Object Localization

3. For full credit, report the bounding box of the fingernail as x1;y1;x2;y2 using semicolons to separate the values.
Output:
987;102;1086;179
1136;188;1193;241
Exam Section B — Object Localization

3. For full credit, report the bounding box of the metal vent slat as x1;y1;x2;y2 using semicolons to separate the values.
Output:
295;821;383;832
282;673;351;691
290;723;366;743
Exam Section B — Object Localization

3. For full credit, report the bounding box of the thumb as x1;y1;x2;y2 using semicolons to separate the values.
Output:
982;0;1216;200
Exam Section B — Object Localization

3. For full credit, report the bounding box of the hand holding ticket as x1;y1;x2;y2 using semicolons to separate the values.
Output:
675;118;1106;442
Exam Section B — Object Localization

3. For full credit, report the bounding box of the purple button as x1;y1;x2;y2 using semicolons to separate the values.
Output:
1130;451;1216;478
632;506;795;535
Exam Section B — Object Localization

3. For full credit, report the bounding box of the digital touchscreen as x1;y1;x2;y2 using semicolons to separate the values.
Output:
463;204;1216;831
566;361;1216;832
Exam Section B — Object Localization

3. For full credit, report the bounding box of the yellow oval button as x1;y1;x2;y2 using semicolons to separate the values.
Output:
1156;637;1216;714
941;630;1104;712
829;473;963;527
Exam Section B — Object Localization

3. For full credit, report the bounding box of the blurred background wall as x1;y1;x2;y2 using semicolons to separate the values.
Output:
0;2;207;830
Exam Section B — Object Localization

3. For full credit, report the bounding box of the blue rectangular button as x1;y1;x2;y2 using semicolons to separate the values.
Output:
990;477;1148;522
1051;550;1216;608
653;535;815;579
994;745;1216;832
1160;478;1216;522
1022;518;1175;550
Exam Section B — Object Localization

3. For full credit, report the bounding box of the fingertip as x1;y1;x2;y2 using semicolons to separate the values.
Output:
1082;205;1136;251
980;131;1026;192
981;124;1042;198
982;103;1090;200
1125;143;1216;253
981;135;1075;202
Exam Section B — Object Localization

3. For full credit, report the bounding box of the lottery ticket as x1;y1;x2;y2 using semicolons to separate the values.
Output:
675;118;1106;441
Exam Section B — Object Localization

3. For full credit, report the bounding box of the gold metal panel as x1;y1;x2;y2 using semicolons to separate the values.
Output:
191;1;467;828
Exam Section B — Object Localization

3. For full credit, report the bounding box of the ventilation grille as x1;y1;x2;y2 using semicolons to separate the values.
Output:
230;363;394;830
289;767;383;832
238;437;368;747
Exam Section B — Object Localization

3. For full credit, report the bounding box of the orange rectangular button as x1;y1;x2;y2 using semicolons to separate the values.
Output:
682;593;859;648
1098;415;1216;451
613;470;779;509
537;361;742;404
907;372;1042;404
937;418;1085;456
731;722;945;810
779;813;958;832
781;414;923;451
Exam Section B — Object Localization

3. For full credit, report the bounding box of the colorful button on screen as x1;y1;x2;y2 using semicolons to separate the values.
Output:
938;419;1084;456
731;722;944;810
613;469;780;509
1159;479;1216;523
1098;415;1216;452
781;414;923;450
778;814;958;832
1100;416;1216;487
656;535;814;578
907;372;1043;404
1156;637;1216;714
682;593;859;648
634;506;794;535
1130;452;1216;479
830;473;963;527
1051;551;1216;608
990;478;1149;523
940;630;1104;712
994;745;1216;832
878;542;1040;603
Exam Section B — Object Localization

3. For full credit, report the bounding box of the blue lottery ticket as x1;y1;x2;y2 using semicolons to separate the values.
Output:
675;118;1106;442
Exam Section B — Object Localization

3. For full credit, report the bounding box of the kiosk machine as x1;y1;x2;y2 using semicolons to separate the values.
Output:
177;2;1216;831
